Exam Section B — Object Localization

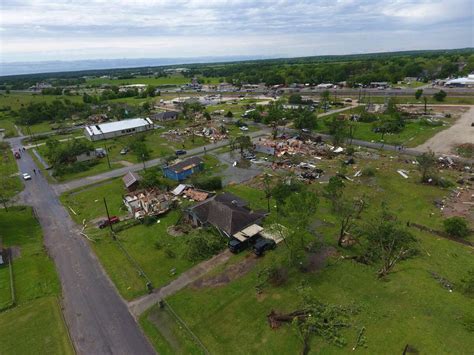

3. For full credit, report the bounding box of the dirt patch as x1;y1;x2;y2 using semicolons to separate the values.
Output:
442;187;474;223
306;246;337;273
191;253;258;289
9;246;21;260
416;106;474;155
167;225;186;237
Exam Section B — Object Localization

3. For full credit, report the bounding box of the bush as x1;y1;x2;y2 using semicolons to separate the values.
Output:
460;269;474;298
427;175;454;188
443;217;470;238
183;232;225;262
164;247;176;259
362;166;376;177
191;176;223;191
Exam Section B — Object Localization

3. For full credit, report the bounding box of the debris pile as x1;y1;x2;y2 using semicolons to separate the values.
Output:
123;189;174;219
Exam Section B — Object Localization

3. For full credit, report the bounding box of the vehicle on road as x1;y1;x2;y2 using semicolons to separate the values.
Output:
14;151;21;159
98;216;120;229
22;173;31;180
175;149;187;156
253;237;276;256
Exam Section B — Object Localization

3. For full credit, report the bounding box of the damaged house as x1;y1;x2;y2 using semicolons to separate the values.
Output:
163;156;204;181
185;192;265;239
123;189;173;219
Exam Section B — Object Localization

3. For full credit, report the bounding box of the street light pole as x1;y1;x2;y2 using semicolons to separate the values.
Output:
98;127;111;169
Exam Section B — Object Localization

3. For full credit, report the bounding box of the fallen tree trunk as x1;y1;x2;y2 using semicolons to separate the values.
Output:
267;309;310;329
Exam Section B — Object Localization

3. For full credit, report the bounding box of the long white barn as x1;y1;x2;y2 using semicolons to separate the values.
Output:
84;118;154;141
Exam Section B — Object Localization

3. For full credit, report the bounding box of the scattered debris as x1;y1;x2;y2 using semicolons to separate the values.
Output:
397;169;409;179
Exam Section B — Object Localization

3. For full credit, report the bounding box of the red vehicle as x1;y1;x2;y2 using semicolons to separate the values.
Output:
14;151;21;159
98;216;120;229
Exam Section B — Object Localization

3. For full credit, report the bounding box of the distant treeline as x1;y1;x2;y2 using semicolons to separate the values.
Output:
1;48;473;89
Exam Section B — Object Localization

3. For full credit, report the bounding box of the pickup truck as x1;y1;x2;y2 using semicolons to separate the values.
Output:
98;216;120;229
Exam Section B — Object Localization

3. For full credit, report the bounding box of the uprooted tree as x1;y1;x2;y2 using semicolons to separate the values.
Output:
267;283;359;354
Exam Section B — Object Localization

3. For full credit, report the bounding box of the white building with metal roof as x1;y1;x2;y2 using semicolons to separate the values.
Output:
84;118;154;141
445;74;474;87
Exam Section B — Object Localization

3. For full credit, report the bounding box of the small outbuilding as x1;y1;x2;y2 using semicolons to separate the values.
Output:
163;156;204;181
122;171;140;191
150;111;179;122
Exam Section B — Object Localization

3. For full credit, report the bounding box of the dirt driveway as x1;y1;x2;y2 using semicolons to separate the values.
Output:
416;106;473;155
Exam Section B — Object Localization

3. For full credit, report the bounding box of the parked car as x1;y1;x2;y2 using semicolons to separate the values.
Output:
22;173;31;180
14;152;21;159
228;239;248;253
98;216;120;229
120;147;129;155
253;237;276;256
175;149;187;156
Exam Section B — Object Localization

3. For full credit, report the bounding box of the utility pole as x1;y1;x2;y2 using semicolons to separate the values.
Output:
98;128;111;169
103;197;115;236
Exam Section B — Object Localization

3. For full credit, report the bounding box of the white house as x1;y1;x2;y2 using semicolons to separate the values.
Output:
84;118;154;141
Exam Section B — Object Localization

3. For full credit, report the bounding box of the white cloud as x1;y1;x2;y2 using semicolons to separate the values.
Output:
0;0;472;62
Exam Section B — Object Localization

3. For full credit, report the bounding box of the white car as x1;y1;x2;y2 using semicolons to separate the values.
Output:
22;173;31;180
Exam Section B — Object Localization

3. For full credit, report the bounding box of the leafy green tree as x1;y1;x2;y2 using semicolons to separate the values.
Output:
443;217;470;238
415;89;423;100
335;196;367;247
235;135;252;156
225;110;233;118
327;116;347;146
294;109;317;130
359;209;416;278
416;151;436;183
278;188;318;266
145;85;156;97
433;90;447;102
288;94;303;104
323;176;345;211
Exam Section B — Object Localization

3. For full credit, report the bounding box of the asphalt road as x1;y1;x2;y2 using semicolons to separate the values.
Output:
9;137;155;355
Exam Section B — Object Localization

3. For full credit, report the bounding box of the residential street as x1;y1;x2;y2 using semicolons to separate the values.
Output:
9;137;155;355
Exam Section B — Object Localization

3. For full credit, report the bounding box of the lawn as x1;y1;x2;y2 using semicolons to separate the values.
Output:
140;152;474;354
86;74;191;87
0;207;73;354
0;142;22;198
316;107;455;147
361;95;474;105
0;116;18;137
0;296;74;355
0;92;82;111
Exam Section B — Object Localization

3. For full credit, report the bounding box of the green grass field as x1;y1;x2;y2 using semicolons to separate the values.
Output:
316;106;456;147
86;74;191;87
0;92;82;111
140;152;474;354
0;142;22;198
0;207;73;354
361;95;474;105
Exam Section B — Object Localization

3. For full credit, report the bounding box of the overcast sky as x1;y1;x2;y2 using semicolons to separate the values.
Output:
0;0;473;63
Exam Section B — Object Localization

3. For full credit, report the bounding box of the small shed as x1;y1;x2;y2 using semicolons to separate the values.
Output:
122;171;140;191
163;157;204;181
